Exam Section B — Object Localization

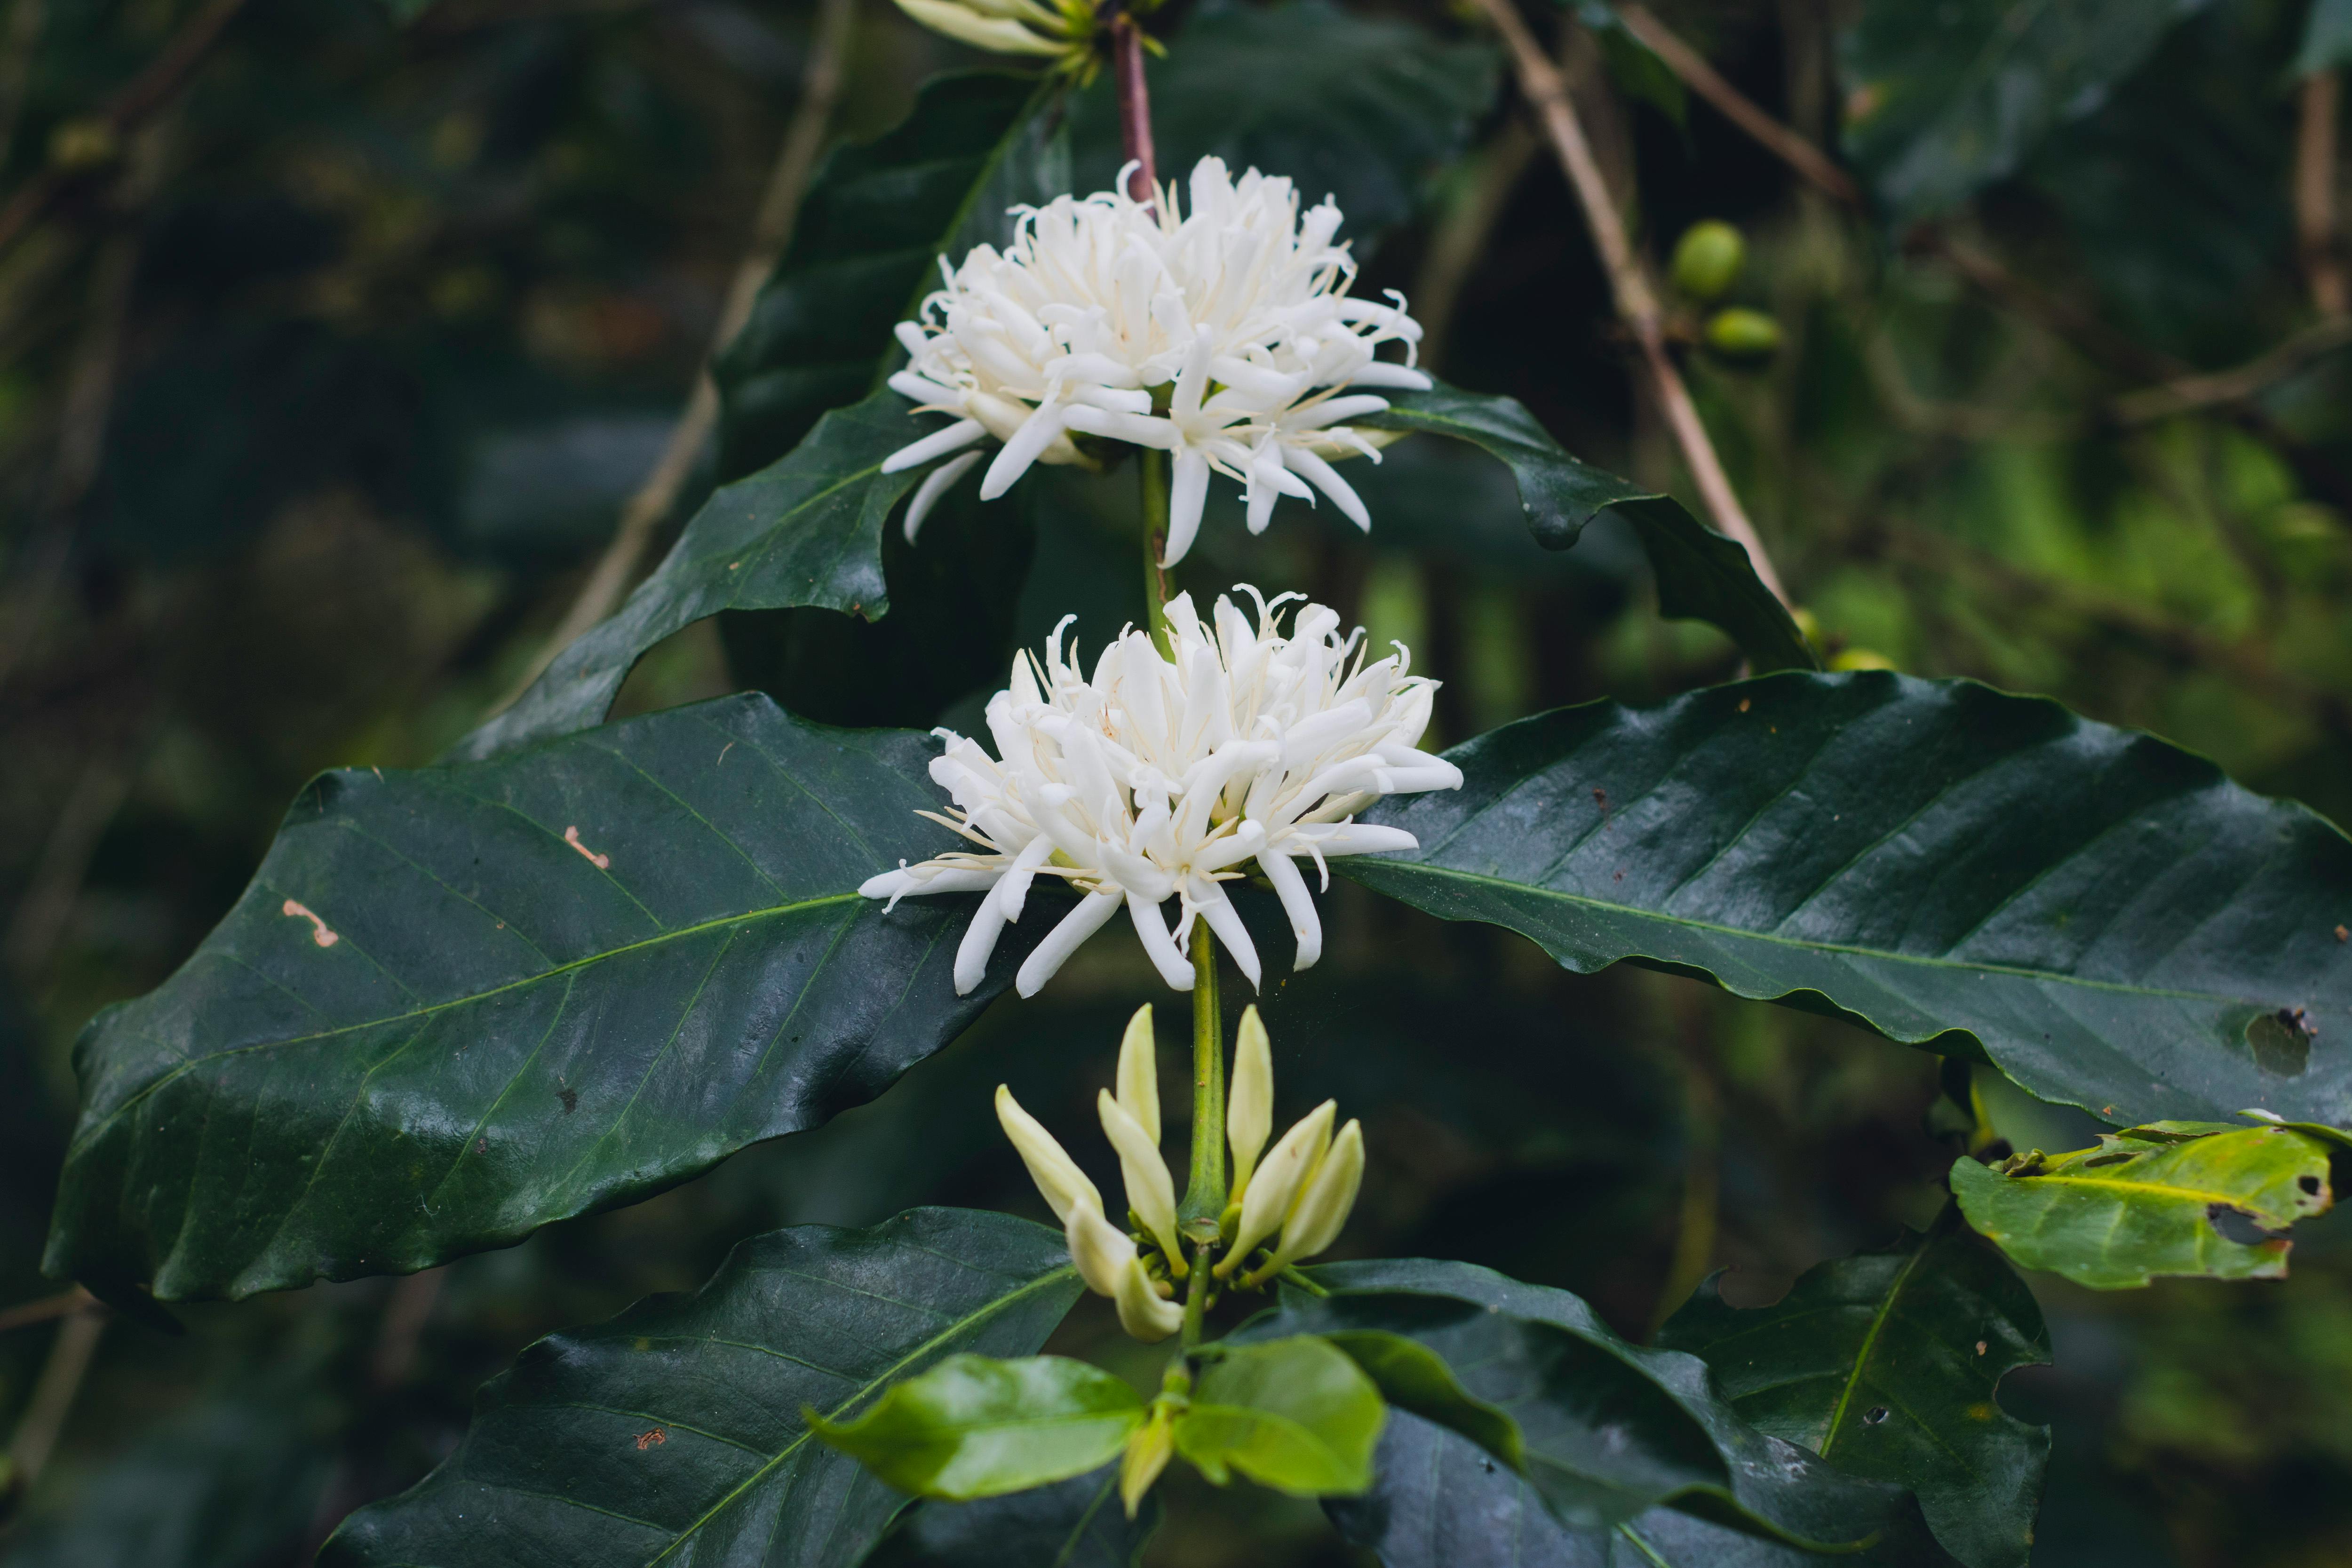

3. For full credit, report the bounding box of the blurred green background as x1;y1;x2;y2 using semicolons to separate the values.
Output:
3;0;2352;1563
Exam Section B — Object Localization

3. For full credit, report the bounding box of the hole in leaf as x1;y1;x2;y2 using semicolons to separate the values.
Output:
2300;1175;2323;1196
2243;1009;2315;1077
1863;1407;1888;1425
2206;1205;2278;1245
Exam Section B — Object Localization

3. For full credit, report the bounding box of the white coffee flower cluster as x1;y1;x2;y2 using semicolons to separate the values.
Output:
881;156;1429;563
996;1005;1365;1344
859;586;1462;997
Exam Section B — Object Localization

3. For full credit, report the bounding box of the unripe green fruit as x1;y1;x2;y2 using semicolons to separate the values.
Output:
1671;220;1745;302
1704;307;1783;361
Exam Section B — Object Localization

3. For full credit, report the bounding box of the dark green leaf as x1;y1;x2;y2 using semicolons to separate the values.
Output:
1069;1;1498;245
2022;6;2290;351
1303;1260;1960;1564
715;72;1065;480
46;694;1030;1300
1950;1125;2337;1289
1330;1412;1939;1568
862;1465;1160;1567
452;392;922;761
2300;0;2352;74
1361;382;1814;673
1175;1336;1385;1496
1345;671;2352;1131
1660;1214;2051;1568
810;1353;1143;1501
322;1209;1083;1568
2;1396;331;1568
1837;0;2213;226
1317;1325;1525;1471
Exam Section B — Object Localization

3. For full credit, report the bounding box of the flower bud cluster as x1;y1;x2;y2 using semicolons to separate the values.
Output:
860;586;1461;998
881;156;1427;561
889;0;1094;64
995;1004;1364;1344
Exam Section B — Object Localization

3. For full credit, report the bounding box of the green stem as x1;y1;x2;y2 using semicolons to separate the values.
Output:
1178;922;1226;1230
1139;446;1172;654
1180;1241;1212;1350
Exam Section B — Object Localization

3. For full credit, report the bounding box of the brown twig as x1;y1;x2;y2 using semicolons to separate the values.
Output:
490;0;858;714
1618;3;1859;207
0;0;246;258
2113;315;2352;426
8;1305;104;1493
1479;0;1791;609
1112;15;1156;207
0;1289;89;1335
2299;71;2347;318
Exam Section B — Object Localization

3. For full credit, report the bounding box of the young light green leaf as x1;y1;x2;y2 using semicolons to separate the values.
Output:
1951;1125;2337;1289
1360;381;1814;673
1660;1214;2050;1568
1174;1336;1385;1497
810;1354;1143;1501
1345;671;2352;1134
322;1209;1084;1568
1839;0;2212;226
46;695;1031;1301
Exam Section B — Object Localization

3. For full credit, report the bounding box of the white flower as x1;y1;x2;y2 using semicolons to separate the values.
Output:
859;587;1462;997
880;156;1428;561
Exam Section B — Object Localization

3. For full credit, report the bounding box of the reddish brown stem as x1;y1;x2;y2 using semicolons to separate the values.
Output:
1112;16;1157;208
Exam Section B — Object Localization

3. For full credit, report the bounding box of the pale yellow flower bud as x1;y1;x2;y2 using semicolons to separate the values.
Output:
1064;1200;1137;1299
1117;1003;1160;1144
1267;1118;1363;1269
1217;1099;1335;1275
1098;1090;1184;1273
1228;1005;1273;1197
891;0;1066;55
1114;1252;1184;1342
997;1084;1102;1225
1120;1408;1176;1518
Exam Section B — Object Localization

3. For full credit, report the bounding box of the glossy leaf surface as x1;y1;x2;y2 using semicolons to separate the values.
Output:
1346;671;2352;1130
323;1209;1082;1568
1363;382;1814;673
1069;0;1496;244
1298;1260;1958;1562
1838;0;2212;226
1951;1125;2337;1288
810;1353;1143;1501
1330;1411;1949;1568
1661;1217;2050;1568
1175;1335;1386;1496
1318;1324;1525;1471
47;695;1019;1300
862;1466;1160;1568
715;72;1061;479
453;392;927;760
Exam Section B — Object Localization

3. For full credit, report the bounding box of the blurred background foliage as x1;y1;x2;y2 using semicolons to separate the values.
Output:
2;0;2351;1564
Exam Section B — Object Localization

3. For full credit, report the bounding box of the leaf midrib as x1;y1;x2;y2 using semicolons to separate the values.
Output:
646;1263;1080;1566
1818;1235;1930;1457
1348;859;2275;1010
66;891;866;1157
